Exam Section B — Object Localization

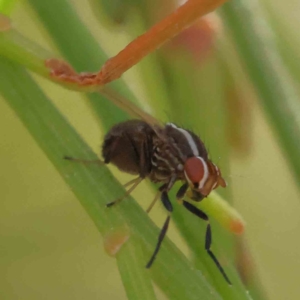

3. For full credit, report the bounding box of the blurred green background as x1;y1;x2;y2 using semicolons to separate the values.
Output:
1;0;300;299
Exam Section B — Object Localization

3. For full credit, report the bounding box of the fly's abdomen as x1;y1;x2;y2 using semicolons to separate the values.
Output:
102;120;154;176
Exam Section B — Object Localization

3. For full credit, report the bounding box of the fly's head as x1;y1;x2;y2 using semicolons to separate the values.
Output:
183;156;227;198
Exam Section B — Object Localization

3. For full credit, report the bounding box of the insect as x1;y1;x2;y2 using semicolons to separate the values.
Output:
85;107;231;284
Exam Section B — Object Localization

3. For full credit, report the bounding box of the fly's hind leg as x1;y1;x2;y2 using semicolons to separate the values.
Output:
105;133;150;208
106;177;143;207
64;155;143;207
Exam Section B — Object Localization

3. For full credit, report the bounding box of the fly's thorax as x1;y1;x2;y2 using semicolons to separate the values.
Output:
164;123;208;160
184;156;227;197
150;138;185;182
149;122;210;184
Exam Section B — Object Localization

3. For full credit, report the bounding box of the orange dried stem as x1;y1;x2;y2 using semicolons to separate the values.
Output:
98;0;227;84
46;0;227;87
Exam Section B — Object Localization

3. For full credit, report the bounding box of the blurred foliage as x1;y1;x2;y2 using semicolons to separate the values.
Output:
1;0;300;300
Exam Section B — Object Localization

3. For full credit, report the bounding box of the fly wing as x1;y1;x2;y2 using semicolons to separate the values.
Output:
100;87;163;131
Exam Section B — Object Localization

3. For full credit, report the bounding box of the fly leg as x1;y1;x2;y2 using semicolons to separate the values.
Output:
145;190;160;213
106;177;143;207
176;183;189;204
146;188;173;268
106;133;150;207
65;155;143;207
182;200;232;285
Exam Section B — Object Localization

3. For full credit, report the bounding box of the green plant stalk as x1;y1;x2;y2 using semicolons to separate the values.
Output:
221;0;300;190
0;56;224;300
190;191;245;235
0;29;51;76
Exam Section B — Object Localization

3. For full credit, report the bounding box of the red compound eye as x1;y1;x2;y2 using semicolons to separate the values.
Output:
184;156;208;187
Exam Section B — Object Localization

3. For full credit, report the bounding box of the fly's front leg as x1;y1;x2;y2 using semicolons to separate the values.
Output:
145;181;168;214
176;183;189;205
182;200;232;285
189;189;205;202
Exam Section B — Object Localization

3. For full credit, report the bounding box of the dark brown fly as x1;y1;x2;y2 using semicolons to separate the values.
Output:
65;88;231;284
100;119;231;284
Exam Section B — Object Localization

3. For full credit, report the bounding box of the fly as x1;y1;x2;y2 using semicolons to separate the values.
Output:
65;89;231;285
